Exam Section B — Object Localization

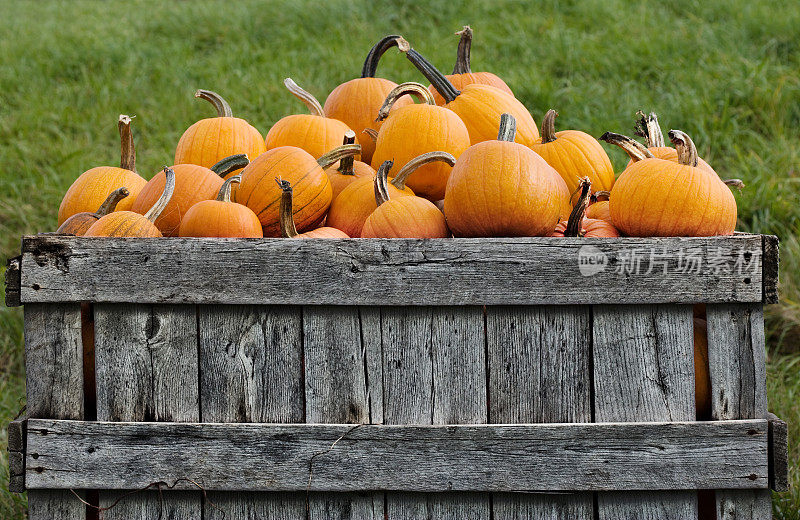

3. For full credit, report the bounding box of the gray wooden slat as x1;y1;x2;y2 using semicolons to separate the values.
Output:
198;305;305;520
24;303;85;520
18;235;768;305
593;304;698;520
707;303;772;519
762;234;779;304
768;413;789;492
93;303;200;520
8;418;26;492
487;306;593;520
5;254;21;306
25;418;769;492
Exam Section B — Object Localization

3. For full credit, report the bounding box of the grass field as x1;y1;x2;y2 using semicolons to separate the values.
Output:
1;0;798;517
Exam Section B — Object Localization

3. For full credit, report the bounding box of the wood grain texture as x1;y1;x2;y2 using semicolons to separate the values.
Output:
5;254;21;306
769;413;789;492
762;234;779;304
487;306;593;520
18;235;769;305
593;304;698;520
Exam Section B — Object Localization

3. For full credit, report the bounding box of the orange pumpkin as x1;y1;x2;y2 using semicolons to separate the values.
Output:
400;38;539;146
361;161;450;238
85;167;175;237
427;26;513;106
371;82;469;201
323;35;413;164
56;187;130;236
606;130;737;237
586;191;611;222
444;114;569;237
551;178;620;238
265;78;352;159
325;131;376;201
58;115;147;225
175;90;266;173
694;317;712;420
276;178;349;239
178;176;263;238
631;111;716;175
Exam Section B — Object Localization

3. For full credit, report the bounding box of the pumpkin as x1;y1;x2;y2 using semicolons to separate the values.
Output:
605;130;737;236
85;167;176;237
585;191;611;222
174;90;266;173
323;35;413;164
694;317;712;420
325;131;376;201
427;26;513;106
444;113;569;237
530;109;615;197
58;115;147;225
400;38;539;146
265;78;352;159
370;82;469;200
551;178;620;238
631;111;716;175
178;175;263;238
361;161;450;238
212;154;252;180
57;187;130;236
276;178;349;239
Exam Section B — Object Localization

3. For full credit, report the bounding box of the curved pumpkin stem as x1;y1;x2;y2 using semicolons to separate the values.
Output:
95;187;130;217
317;143;362;170
634;111;665;148
377;82;436;121
362;35;405;78
390;151;457;191
338;131;357;175
591;190;611;203
210;154;250;177
276;177;299;238
216;175;241;203
399;38;462;104
284;78;325;117
195;90;233;118
374;160;394;207
668;130;699;167
599;132;654;162
118;114;136;172
565;178;591;237
362;128;378;142
452;26;473;74
540;109;559;144
144;167;176;223
724;179;745;191
497;113;517;142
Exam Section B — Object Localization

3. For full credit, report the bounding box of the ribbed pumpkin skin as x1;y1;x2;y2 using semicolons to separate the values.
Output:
586;200;611;222
627;146;716;175
609;159;737;237
444;141;569;237
326;177;414;238
57;214;100;236
694;317;711;419
131;164;224;237
428;72;513;106
444;85;539;146
235;147;332;237
551;217;620;237
362;197;449;238
178;200;263;238
175;117;266;174
265;115;351;160
530;130;616;194
58;167;146;225
326;161;376;202
371;104;470;201
84;211;162;237
294;227;350;239
323;78;412;165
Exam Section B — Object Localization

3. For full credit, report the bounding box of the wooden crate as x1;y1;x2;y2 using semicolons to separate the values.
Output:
5;234;789;520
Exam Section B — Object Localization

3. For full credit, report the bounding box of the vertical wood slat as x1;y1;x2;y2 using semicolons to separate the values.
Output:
94;304;200;520
707;303;772;520
24;303;85;520
381;306;489;519
199;305;305;520
487;306;594;520
593;304;698;520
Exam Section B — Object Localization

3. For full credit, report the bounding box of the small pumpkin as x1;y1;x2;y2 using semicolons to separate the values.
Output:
370;82;470;201
58;115;147;225
85;167;176;237
178;176;263;238
632;111;716;175
276;178;349;239
361;161;450;238
265;79;352;159
427;26;513;105
585;190;611;222
444;114;569;237
56;187;130;236
551;178;620;238
175;90;266;173
323;35;413;164
325;131;376;201
694;317;712;420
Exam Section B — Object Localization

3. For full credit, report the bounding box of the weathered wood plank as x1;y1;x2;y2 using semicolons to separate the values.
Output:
5;255;21;307
7;418;26;492
769;413;789;492
762;234;779;304
593;305;698;520
25;419;769;492
18;235;769;305
487;305;593;520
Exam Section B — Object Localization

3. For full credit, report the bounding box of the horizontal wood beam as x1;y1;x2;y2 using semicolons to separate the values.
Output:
18;235;770;305
26;419;769;493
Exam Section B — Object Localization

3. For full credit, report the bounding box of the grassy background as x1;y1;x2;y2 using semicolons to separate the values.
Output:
1;0;798;517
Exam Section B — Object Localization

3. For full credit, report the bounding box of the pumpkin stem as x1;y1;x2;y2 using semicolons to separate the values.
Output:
724;178;745;191
95;187;130;217
634;111;665;148
591;190;611;203
399;38;461;104
195;90;233;118
599;132;654;162
338;131;357;175
374;160;394;207
216;175;242;203
667;130;699;167
361;35;405;78
144;167;176;223
362;128;378;142
452;26;473;74
390;151;457;191
497;113;517;142
284;78;325;117
118;114;137;172
276;177;299;238
540;109;559;144
210;154;250;177
564;177;591;237
317;143;362;170
377;82;436;121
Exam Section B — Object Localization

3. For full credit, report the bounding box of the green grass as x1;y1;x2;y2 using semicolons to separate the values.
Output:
1;0;798;517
